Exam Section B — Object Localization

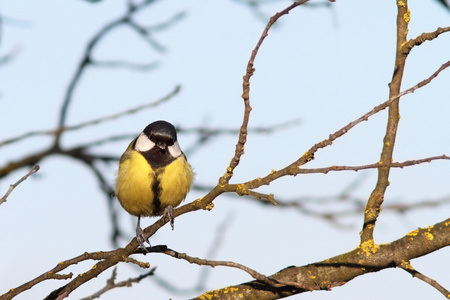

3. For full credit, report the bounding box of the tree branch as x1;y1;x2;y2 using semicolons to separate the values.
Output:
363;0;414;242
402;26;450;55
193;218;450;299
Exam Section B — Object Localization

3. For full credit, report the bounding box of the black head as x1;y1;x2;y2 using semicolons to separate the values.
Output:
143;120;178;149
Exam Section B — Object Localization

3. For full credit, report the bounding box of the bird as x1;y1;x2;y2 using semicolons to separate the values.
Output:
116;120;194;250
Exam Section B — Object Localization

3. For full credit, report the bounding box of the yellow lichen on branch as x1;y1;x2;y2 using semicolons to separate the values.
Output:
358;240;380;257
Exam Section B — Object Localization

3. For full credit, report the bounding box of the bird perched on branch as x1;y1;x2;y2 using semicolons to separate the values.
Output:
116;120;194;250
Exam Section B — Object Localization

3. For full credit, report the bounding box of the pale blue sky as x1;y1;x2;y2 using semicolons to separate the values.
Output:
1;1;449;299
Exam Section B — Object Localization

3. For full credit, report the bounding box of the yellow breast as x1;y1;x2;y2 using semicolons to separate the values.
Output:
116;150;193;217
157;155;193;214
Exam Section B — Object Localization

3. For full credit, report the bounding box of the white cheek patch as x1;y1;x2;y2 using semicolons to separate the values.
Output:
134;133;155;152
168;141;182;158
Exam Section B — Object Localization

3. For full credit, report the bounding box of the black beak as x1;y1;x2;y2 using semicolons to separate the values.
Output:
157;141;167;150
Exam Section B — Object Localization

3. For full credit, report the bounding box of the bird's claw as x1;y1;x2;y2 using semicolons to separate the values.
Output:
136;216;151;252
164;205;175;230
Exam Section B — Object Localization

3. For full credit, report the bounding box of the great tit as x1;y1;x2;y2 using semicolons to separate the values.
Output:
116;120;194;249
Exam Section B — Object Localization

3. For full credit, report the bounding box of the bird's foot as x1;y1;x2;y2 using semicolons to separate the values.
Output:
164;205;175;230
136;217;151;252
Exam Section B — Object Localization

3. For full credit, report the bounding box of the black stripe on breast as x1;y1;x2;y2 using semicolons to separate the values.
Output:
151;168;164;216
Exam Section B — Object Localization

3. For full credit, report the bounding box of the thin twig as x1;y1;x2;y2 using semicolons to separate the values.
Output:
266;193;450;228
180;118;301;135
63;85;180;133
80;267;156;300
90;60;158;71
296;155;450;174
182;118;301;156
0;165;40;205
220;0;309;185
158;247;315;291
399;261;450;298
0;85;180;147
0;46;20;67
128;20;166;52
144;11;186;31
